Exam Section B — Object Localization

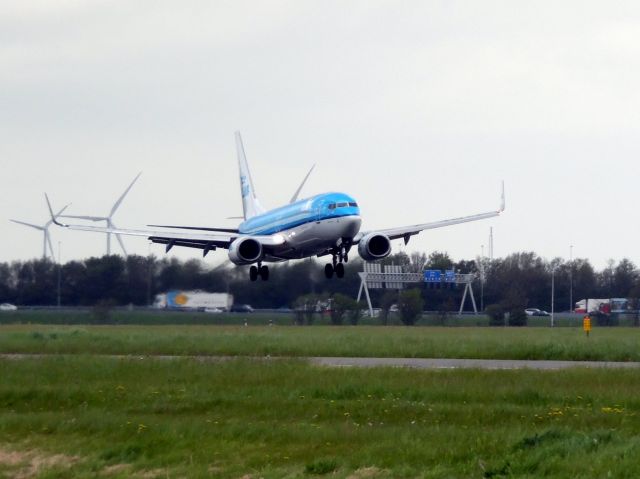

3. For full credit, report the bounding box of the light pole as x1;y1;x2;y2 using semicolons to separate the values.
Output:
551;266;555;327
569;245;574;314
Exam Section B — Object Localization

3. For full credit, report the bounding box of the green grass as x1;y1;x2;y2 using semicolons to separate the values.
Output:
1;357;639;478
5;309;629;328
0;324;639;362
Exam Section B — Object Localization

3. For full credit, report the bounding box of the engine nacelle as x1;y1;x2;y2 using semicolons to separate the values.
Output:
228;237;263;265
357;233;392;261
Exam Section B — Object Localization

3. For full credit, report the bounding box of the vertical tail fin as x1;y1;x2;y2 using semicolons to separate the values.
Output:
235;131;265;220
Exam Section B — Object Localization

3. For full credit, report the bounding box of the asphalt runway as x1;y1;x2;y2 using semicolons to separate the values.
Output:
2;354;640;370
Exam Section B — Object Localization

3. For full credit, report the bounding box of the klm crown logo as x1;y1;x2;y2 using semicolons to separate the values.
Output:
240;176;250;198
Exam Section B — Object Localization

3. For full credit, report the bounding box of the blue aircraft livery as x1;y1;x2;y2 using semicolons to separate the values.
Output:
47;131;504;282
239;192;360;236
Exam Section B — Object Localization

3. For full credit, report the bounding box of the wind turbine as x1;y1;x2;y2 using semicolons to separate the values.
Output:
60;172;141;256
10;203;70;260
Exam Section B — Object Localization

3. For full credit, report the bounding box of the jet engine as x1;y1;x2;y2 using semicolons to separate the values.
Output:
357;233;392;261
228;237;263;265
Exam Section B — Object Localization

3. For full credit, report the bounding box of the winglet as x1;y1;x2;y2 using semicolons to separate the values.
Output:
290;164;316;203
44;194;67;227
499;181;505;213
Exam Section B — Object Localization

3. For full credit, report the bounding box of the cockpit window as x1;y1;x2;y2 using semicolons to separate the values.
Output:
328;203;336;210
349;202;358;207
337;202;348;208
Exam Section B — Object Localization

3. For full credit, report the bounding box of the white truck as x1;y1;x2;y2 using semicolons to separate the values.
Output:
574;299;610;314
153;291;233;312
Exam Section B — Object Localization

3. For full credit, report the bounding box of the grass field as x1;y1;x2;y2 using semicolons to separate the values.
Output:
1;324;639;362
1;357;639;478
3;309;625;328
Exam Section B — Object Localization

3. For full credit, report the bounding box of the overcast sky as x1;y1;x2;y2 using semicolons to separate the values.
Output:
2;1;639;269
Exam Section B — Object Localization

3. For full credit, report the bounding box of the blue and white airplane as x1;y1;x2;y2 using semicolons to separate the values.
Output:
47;132;504;281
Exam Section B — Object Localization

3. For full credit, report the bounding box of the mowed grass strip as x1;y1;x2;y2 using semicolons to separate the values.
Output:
0;357;639;478
1;324;640;361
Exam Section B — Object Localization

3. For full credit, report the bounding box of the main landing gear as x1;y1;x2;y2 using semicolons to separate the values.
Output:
249;263;269;281
324;246;348;279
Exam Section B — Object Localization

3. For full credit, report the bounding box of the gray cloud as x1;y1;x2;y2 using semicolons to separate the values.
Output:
2;1;639;267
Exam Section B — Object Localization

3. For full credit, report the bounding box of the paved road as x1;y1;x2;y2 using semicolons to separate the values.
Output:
2;354;640;370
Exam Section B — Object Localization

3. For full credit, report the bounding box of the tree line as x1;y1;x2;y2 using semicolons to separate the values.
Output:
0;251;639;312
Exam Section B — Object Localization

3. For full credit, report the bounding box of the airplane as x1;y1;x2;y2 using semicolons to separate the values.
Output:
46;132;505;281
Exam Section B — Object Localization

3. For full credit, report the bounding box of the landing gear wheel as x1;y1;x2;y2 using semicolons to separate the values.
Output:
335;262;345;278
259;265;269;281
249;266;258;282
324;263;334;279
343;253;348;263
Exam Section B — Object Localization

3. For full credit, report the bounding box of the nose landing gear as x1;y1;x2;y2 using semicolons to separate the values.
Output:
324;245;348;279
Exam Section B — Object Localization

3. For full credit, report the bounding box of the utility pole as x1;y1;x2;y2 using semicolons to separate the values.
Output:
57;241;62;308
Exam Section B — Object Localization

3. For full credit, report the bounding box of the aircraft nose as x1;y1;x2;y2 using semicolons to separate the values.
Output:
342;216;362;238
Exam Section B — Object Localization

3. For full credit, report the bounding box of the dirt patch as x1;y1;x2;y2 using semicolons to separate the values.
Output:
0;449;27;467
135;468;169;478
346;466;387;479
101;463;131;475
0;447;78;478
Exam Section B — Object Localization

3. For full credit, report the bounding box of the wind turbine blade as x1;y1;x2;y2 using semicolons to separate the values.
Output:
110;172;142;217
45;203;72;228
44;193;67;227
10;219;44;230
59;215;106;222
110;220;128;256
56;203;71;217
290;164;316;203
46;231;55;259
115;234;127;256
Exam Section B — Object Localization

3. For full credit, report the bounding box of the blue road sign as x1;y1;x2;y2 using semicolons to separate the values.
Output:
424;270;441;283
444;270;456;283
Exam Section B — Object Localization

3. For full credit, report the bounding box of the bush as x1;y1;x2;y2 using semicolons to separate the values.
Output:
508;308;527;327
330;294;359;325
293;294;319;325
398;289;424;325
305;458;338;475
379;290;398;325
486;304;505;326
593;311;618;327
92;299;116;324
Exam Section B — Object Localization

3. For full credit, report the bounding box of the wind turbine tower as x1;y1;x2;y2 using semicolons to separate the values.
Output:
489;227;494;261
10;203;70;260
60;172;141;256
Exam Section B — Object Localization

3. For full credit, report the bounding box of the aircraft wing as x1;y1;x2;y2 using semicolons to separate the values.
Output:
45;194;284;255
355;182;505;245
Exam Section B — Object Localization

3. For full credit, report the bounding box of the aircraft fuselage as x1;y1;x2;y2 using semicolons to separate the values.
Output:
238;192;361;260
